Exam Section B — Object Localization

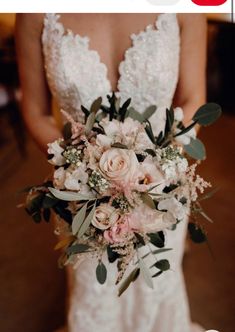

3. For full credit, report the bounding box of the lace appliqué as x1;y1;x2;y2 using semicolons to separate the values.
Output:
42;14;180;135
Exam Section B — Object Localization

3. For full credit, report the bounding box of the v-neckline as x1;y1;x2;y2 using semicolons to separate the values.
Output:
52;13;170;93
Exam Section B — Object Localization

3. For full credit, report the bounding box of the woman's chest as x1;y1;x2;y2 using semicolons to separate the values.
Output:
42;13;180;113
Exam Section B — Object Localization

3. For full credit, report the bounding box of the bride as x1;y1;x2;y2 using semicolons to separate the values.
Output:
15;13;206;332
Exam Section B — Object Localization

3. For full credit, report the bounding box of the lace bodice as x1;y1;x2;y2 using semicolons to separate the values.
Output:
42;13;180;135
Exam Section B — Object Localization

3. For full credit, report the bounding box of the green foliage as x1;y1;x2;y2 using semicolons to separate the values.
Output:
193;103;222;126
184;138;206;160
49;187;95;201
72;203;88;235
154;259;170;271
118;267;140;297
66;244;90;255
188;222;207;243
77;203;96;238
107;246;119;263
139;257;154;289
96;261;107;284
148;231;165;248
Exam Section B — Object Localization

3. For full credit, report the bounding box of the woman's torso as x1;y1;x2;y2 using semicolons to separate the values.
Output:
42;13;180;136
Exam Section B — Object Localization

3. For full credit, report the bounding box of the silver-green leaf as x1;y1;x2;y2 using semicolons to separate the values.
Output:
193;103;222;126
48;187;95;202
96;261;107;284
184;138;206;160
143;105;157;120
139;257;154;289
118;267;140;297
77;202;96;238
90;96;102;113
72;203;88;235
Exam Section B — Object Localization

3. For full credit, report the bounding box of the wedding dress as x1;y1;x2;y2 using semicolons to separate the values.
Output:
42;13;203;332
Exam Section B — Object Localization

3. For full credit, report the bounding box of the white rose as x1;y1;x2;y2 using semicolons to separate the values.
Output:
174;107;184;122
92;204;120;230
128;204;176;233
53;167;66;189
99;148;140;184
47;140;65;166
140;157;165;193
158;197;187;221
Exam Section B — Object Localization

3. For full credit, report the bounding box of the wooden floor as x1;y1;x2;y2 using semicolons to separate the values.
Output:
0;113;234;332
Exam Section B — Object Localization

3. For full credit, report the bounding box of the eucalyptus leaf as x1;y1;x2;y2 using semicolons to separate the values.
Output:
141;248;172;261
118;267;140;297
184;138;206;160
193;103;222;126
90;96;102;113
154;259;170;271
72;203;88;235
77;203;96;238
128;107;144;122
48;187;95;202
152;271;163;278
66;243;90;255
139;257;154;289
143;105;157;120
188;222;207;243
85;112;96;135
148;232;165;248
96;261;107;284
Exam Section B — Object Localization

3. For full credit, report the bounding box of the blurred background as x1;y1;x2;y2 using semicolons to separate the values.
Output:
0;13;234;332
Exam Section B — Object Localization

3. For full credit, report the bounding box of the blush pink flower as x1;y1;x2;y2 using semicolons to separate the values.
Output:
104;220;131;244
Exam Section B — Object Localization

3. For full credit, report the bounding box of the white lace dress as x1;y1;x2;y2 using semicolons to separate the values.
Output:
42;13;203;332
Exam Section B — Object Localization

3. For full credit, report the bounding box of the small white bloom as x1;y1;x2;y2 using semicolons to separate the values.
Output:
174;107;184;122
158;197;187;221
96;134;113;148
175;127;196;145
47;140;66;166
177;157;188;174
64;164;89;191
53;167;66;189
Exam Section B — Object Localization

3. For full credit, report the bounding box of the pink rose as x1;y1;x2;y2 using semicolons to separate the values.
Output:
99;148;140;184
92;204;120;230
104;220;131;243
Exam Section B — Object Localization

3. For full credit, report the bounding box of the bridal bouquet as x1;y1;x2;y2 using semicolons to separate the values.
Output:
23;94;221;295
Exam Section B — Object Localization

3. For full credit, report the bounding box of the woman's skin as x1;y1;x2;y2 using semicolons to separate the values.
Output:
15;14;207;153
